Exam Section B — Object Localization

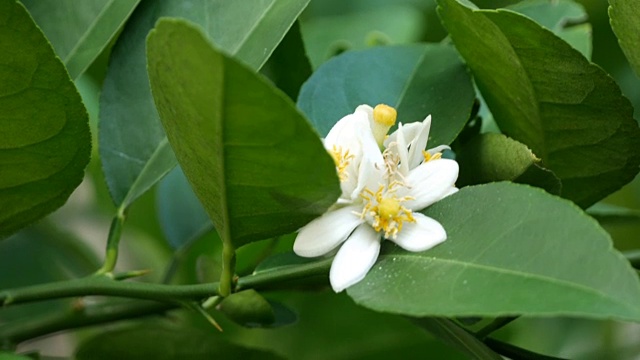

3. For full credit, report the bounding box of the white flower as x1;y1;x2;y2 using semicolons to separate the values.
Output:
294;104;459;292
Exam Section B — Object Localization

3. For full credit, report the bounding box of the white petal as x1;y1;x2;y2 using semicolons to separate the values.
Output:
395;122;410;175
350;124;385;199
407;115;432;170
355;104;374;122
400;159;459;210
385;122;422;148
294;205;363;257
443;186;459;198
329;224;381;292
324;111;366;148
391;213;446;252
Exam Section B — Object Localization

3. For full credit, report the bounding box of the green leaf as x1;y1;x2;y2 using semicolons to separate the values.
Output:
300;5;424;68
348;182;640;321
457;133;561;195
157;166;213;249
147;19;340;247
587;202;640;224
437;0;640;208
412;318;502;360
262;21;311;101
100;0;310;209
507;0;591;58
298;43;476;143
21;0;141;79
0;0;91;239
609;0;640;77
74;323;284;360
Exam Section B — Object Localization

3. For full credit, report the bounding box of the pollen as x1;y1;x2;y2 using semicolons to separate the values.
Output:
330;145;355;181
423;150;443;163
358;184;415;239
373;104;397;126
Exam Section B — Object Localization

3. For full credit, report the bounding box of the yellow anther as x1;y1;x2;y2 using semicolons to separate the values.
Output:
423;150;443;163
330;145;354;181
373;104;397;126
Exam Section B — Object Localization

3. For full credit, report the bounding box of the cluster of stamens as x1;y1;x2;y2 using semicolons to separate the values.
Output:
330;145;355;181
357;183;415;239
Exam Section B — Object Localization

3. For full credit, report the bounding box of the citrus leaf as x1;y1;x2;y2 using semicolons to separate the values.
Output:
298;44;475;143
21;0;141;79
147;19;340;247
507;0;591;58
157;166;213;249
0;0;91;239
457;133;561;195
100;0;310;209
348;182;640;321
609;0;640;77
437;0;640;208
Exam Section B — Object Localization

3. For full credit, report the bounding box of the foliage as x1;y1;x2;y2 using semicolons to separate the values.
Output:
1;0;640;358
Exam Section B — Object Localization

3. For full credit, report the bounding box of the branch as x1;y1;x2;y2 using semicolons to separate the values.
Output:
1;258;332;307
0;300;174;344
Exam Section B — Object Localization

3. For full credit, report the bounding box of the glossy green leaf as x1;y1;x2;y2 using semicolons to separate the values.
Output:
348;182;640;321
507;0;591;58
100;0;310;209
75;324;284;360
300;5;424;68
457;133;561;195
609;0;640;77
147;19;340;247
298;44;475;143
157;166;213;249
21;0;140;79
437;0;640;208
0;0;91;239
413;318;502;360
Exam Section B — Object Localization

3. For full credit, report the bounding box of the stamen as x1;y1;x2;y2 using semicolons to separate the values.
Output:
422;150;443;163
358;183;416;240
330;145;355;181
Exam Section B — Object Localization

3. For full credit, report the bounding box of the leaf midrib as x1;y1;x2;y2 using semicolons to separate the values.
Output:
385;253;640;315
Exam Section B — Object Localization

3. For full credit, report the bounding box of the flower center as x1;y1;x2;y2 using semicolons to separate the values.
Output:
358;184;415;239
330;145;355;181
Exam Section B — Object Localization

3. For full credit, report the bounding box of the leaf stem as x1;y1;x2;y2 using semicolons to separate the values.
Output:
475;316;519;339
484;337;569;360
96;208;127;274
218;243;236;297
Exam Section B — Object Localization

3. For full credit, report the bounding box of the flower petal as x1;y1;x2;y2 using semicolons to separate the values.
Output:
329;224;381;292
294;205;363;257
407;115;432;170
391;213;446;252
384;122;422;148
400;159;459;210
